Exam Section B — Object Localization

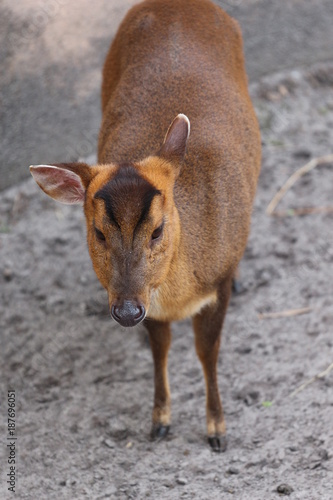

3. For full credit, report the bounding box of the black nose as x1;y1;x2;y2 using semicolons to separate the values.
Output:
111;300;146;327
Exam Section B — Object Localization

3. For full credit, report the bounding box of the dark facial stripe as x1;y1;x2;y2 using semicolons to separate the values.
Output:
95;165;161;231
136;187;161;228
95;187;121;228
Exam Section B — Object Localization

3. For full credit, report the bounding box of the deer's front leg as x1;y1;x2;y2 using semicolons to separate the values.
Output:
144;319;172;439
192;277;232;452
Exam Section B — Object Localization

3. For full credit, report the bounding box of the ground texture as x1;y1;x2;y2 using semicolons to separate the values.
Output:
0;62;333;499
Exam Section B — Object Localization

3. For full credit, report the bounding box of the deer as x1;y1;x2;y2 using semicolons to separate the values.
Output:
30;0;261;451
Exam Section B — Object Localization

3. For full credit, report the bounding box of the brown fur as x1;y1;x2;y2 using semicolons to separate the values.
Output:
30;0;261;450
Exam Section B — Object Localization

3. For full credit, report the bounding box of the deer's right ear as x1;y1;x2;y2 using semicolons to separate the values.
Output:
29;162;96;205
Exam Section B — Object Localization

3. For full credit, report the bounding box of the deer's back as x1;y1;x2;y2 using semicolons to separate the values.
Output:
99;0;261;282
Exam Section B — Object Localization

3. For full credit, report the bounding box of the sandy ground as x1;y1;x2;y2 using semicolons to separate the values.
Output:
0;62;333;498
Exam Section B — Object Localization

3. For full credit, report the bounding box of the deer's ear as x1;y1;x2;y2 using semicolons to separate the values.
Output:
29;162;96;205
158;114;190;170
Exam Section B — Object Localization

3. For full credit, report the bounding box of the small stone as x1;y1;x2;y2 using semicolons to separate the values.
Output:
277;483;294;495
103;438;115;449
244;391;260;406
293;149;312;159
310;461;321;470
318;449;329;461
234;388;260;406
176;477;188;485
3;268;13;281
47;294;65;308
227;467;240;475
235;346;252;355
278;84;288;96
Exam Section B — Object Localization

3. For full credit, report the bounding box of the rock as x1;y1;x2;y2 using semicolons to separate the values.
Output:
3;267;13;281
293;149;312;159
227;467;240;475
103;438;116;449
235;346;252;355
47;294;65;308
94;471;104;480
277;483;294;495
318;448;329;461
234;388;260;406
176;477;188;485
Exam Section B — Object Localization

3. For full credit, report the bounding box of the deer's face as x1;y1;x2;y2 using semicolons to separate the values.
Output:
84;160;179;326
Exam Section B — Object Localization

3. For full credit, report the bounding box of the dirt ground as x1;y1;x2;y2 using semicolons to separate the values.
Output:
1;62;333;499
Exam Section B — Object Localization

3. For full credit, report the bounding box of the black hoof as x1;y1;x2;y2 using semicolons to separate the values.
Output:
150;424;170;440
208;435;227;452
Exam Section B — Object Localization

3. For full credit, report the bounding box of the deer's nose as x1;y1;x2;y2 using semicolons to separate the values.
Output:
111;300;146;327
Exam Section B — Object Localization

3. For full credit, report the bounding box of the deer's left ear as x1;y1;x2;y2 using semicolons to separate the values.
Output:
30;162;97;205
158;114;190;173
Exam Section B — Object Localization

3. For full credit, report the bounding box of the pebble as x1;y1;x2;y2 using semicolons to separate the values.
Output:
103;438;116;449
318;448;329;461
277;483;294;495
235;346;252;355
293;148;312;159
47;294;65;307
176;477;188;485
3;267;13;281
227;467;240;475
94;472;104;480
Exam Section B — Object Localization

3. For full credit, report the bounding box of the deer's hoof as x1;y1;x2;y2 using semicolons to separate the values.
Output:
150;424;170;440
208;435;227;452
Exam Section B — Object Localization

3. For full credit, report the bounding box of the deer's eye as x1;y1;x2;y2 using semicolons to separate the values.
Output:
151;223;164;241
95;227;106;242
